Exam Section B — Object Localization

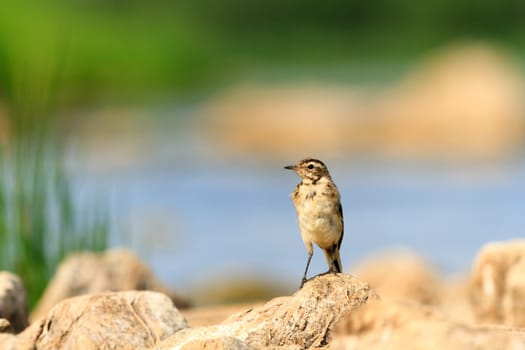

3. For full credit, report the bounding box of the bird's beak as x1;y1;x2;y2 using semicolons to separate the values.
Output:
284;165;296;170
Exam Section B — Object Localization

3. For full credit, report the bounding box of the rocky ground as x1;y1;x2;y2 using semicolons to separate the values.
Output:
2;240;525;349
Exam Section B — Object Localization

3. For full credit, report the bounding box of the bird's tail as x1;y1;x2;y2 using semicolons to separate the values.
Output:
323;245;342;273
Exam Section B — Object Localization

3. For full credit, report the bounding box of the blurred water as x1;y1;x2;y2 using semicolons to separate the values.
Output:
73;121;525;292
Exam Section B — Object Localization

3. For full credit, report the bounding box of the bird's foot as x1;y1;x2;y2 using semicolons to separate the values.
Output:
300;270;342;288
299;277;309;289
311;270;339;280
319;270;333;277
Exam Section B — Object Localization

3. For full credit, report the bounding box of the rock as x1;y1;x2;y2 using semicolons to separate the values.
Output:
334;299;442;334
0;332;34;350
353;251;475;324
503;257;525;327
439;276;475;325
201;43;525;160
0;271;28;333
191;276;292;306
201;84;367;158
176;338;303;350
331;299;525;350
352;250;441;305
182;303;263;327
469;240;525;326
157;274;377;349
178;336;254;350
31;249;190;321
0;318;11;333
26;291;187;349
372;43;525;159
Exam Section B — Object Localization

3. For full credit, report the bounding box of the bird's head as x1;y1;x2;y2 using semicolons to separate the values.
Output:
284;158;331;182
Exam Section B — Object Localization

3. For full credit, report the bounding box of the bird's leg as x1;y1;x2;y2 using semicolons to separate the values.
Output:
321;244;342;275
300;251;313;288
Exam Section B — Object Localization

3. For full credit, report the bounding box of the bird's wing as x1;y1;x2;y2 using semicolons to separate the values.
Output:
337;202;344;249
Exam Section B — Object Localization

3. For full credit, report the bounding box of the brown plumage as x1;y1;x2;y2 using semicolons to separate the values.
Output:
285;158;344;288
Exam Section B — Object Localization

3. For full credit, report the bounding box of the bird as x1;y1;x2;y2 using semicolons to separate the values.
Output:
285;158;344;288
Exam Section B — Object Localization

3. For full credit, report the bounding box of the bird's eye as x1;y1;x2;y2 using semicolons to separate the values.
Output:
307;164;314;169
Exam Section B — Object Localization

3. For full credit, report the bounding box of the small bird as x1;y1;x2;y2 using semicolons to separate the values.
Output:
285;158;344;288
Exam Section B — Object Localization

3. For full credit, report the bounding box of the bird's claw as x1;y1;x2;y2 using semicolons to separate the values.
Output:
300;277;308;289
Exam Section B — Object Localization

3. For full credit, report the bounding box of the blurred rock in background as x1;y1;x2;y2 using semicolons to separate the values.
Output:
202;43;525;161
31;249;190;322
352;250;442;305
470;240;525;328
0;272;28;333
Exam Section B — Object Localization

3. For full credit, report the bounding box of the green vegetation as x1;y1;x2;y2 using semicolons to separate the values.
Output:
0;20;108;308
0;0;524;104
0;136;108;308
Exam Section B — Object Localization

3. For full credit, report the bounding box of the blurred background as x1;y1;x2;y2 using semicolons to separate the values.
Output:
0;0;525;307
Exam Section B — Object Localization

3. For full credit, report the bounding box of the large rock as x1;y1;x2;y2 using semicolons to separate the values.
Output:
352;251;441;305
202;43;525;160
372;43;525;159
0;271;28;333
0;333;34;350
190;277;291;306
353;251;474;324
469;240;525;326
331;299;525;349
439;276;475;325
182;303;263;327
31;249;190;321
16;291;188;350
178;336;255;350
502;257;525;327
202;84;365;158
157;274;377;349
0;319;11;333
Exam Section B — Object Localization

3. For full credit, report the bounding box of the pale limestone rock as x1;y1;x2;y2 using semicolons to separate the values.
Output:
202;43;525;160
372;43;525;159
0;318;11;333
156;274;377;349
178;336;254;350
502;257;525;327
470;240;525;326
202;85;363;158
31;291;188;350
0;332;34;350
352;250;441;305
181;303;263;327
331;299;525;350
439;276;475;325
31;248;190;321
0;271;28;333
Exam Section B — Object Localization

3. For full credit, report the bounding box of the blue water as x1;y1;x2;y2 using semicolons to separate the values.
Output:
76;144;525;292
